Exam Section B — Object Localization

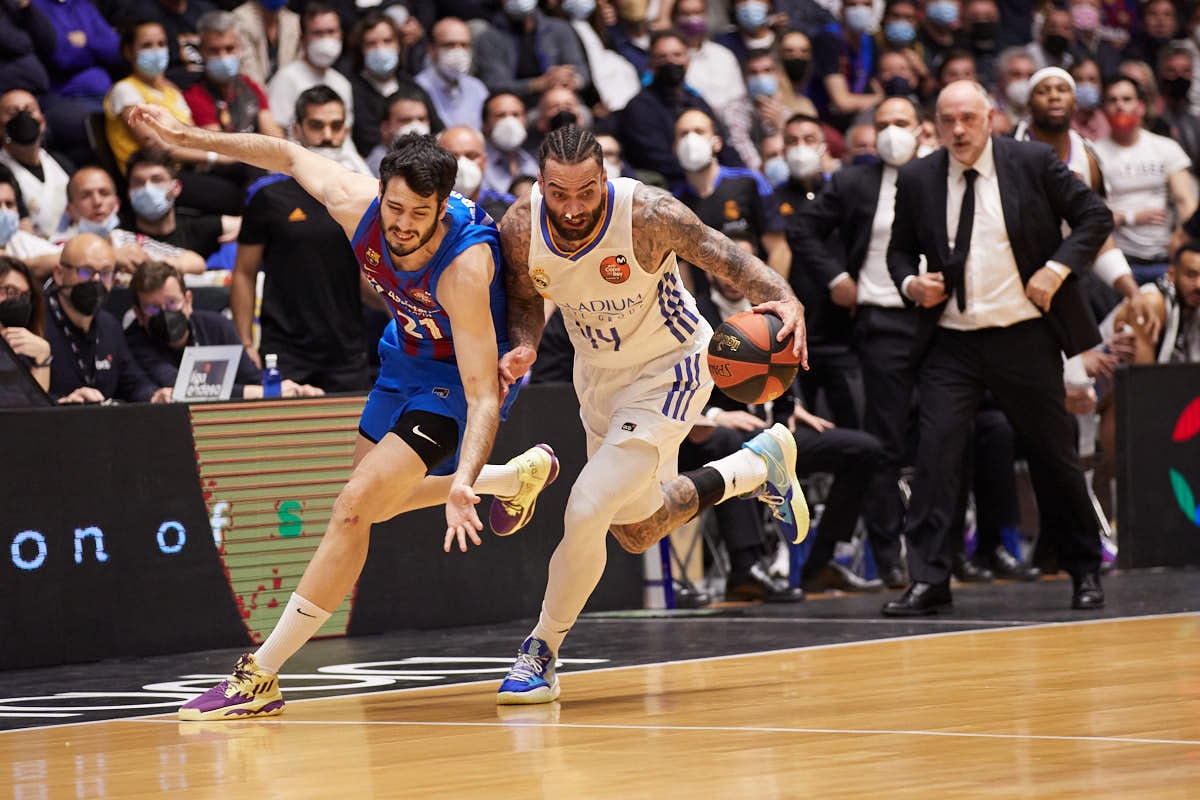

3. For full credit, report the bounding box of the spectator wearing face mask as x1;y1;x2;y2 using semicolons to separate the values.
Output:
1068;0;1121;81
364;86;438;177
267;2;352;130
44;234;166;404
415;17;490;131
133;0;218;92
233;86;370;391
1156;43;1200;176
1025;6;1077;71
0;165;58;278
231;0;303;87
787;97;929;590
527;86;590;156
1071;57;1110;140
776;30;821;118
0;91;72;240
347;11;428;158
125;148;226;274
126;260;323;399
918;0;966;74
437;125;513;224
671;109;788;316
560;0;641;116
481;91;537;196
811;0;885;130
474;0;591;108
184;11;283;139
715;0;781;64
992;46;1036;132
960;0;1001;88
0;255;51;393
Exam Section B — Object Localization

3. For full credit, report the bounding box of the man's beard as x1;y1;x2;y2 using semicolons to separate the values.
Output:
385;217;439;258
1032;113;1072;134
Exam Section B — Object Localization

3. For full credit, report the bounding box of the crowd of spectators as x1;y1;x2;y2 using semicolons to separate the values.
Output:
3;0;1199;597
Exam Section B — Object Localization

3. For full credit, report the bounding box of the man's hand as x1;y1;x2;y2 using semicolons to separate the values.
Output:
830;275;857;309
151;387;173;403
58;387;105;404
1079;348;1119;380
128;104;189;145
498;345;536;399
712;409;768;431
281;379;325;398
1065;383;1097;415
115;243;149;273
790;405;835;433
1025;265;1065;312
443;482;484;553
1124;292;1161;342
1132;208;1168;227
67;30;87;48
749;297;808;367
907;272;948;307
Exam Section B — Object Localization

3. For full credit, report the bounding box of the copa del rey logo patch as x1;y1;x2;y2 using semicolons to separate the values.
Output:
599;254;630;284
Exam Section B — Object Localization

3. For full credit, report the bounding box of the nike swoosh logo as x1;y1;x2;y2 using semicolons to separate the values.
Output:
412;425;437;445
297;608;317;618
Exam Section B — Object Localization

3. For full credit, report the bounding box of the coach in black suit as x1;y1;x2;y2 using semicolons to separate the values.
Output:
883;81;1111;615
789;97;926;588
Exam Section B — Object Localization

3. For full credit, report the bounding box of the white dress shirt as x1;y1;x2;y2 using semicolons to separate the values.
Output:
939;138;1041;330
857;165;905;308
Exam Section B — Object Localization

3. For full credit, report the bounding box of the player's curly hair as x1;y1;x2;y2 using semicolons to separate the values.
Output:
380;133;458;202
538;124;603;173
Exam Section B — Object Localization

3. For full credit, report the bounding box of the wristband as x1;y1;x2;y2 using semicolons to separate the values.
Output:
704;407;723;421
34;355;52;367
1092;247;1131;287
206;150;218;165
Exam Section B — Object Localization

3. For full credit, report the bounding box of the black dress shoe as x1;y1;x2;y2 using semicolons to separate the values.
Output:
953;553;994;583
802;561;885;594
1071;571;1105;610
881;581;953;616
726;562;806;603
672;581;711;609
985;546;1041;582
879;564;908;589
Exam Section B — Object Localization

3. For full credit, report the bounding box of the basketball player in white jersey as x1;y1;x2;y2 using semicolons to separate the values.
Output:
1017;67;1158;337
492;125;810;704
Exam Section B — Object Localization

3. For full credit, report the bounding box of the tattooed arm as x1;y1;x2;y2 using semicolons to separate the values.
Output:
497;194;545;394
632;184;808;366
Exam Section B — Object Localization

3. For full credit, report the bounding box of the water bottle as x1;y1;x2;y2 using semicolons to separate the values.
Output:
262;353;282;398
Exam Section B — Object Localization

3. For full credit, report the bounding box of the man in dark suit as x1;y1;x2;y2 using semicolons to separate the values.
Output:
788;96;925;588
883;80;1111;615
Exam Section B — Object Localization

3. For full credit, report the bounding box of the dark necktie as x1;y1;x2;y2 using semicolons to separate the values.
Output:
947;167;978;312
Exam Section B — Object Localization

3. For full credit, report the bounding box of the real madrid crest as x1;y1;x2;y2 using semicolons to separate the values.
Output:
531;267;550;294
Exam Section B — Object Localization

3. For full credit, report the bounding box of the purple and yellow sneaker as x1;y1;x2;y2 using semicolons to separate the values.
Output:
489;444;559;536
743;423;811;544
178;654;284;721
496;636;560;705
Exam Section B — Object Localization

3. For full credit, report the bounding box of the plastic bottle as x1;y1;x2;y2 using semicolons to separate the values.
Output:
262;353;282;398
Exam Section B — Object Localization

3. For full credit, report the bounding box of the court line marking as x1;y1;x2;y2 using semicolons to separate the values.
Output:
1;609;1195;736
126;716;1200;747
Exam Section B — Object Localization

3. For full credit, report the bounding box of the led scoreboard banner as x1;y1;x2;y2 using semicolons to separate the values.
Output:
190;396;364;643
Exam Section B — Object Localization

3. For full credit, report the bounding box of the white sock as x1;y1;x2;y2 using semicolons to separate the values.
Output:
708;448;769;503
474;463;521;497
530;603;574;656
254;593;332;675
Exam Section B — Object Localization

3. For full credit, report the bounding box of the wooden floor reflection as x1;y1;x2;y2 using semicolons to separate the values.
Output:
4;614;1198;799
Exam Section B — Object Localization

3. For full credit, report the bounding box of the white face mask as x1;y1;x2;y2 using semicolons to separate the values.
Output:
393;120;431;140
453;155;483;196
875;125;918;166
77;211;120;236
675;131;715;173
307;36;342;69
1005;78;1031;108
490;115;528;151
786;144;823;180
437;48;472;79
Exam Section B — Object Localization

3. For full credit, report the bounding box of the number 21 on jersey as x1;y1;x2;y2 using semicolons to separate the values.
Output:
396;310;445;340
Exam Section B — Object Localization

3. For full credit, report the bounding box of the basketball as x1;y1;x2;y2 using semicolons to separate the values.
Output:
706;310;800;404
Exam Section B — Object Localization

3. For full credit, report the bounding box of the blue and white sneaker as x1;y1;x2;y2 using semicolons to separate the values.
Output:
496;636;560;705
743;423;811;544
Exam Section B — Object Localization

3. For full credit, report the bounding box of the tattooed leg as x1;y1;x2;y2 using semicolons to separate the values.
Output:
610;477;703;554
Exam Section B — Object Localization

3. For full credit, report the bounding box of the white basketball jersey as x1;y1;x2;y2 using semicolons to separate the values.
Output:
528;177;711;369
1066;129;1094;189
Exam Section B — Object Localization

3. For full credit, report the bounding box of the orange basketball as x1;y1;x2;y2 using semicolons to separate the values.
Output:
706;310;800;404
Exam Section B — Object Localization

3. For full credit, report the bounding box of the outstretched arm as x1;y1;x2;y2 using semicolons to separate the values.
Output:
438;242;502;553
497;195;545;392
127;104;378;236
633;184;808;367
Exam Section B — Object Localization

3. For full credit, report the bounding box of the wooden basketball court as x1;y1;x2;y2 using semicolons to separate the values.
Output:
4;611;1196;798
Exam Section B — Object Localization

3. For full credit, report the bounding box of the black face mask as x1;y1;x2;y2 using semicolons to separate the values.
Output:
654;62;686;89
0;296;31;328
969;21;998;47
1043;34;1070;57
1162;75;1192;101
66;281;107;316
852;152;881;166
782;57;810;85
548;110;577;131
147;308;190;345
883;76;914;97
4;110;40;146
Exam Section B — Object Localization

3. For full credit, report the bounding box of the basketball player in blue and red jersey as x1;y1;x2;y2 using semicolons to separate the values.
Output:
492;125;811;704
129;104;559;721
